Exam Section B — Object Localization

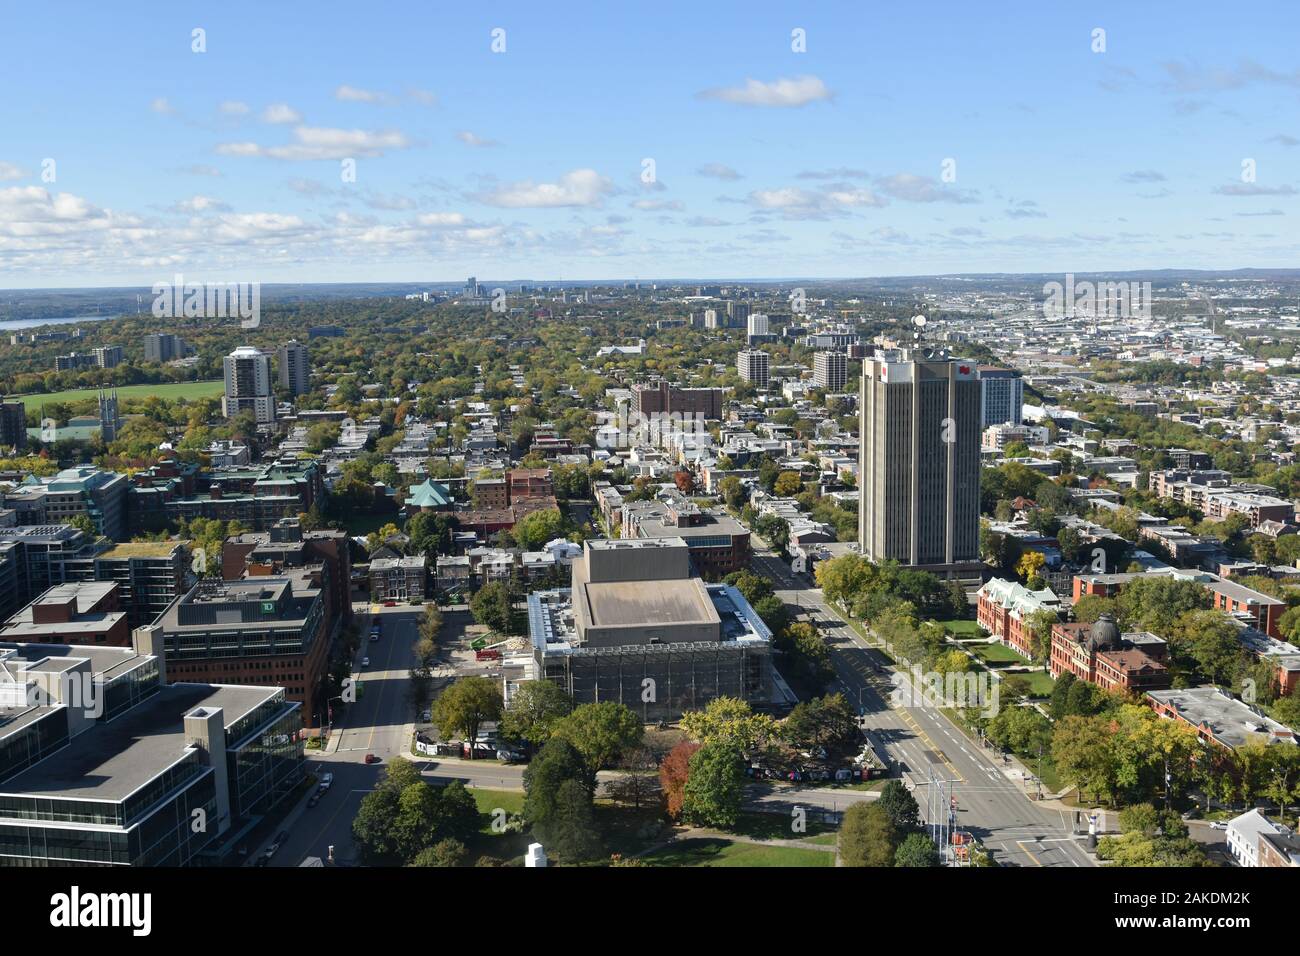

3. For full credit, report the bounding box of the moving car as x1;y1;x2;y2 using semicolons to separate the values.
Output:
361;657;370;667
307;793;321;809
318;772;334;792
263;831;289;860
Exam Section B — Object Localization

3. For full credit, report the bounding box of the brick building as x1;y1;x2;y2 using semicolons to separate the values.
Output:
975;577;1062;659
1048;614;1171;693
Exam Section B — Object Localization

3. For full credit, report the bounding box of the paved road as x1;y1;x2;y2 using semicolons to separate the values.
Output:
269;603;422;866
752;548;1097;867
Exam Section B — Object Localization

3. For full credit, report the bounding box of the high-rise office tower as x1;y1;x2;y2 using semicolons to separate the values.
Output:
222;347;276;423
814;350;848;391
277;339;310;396
858;350;982;580
979;366;1024;427
737;348;770;388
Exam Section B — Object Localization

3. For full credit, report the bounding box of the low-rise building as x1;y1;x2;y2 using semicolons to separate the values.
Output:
0;632;303;866
975;578;1062;659
526;538;772;720
370;555;427;601
1048;614;1171;693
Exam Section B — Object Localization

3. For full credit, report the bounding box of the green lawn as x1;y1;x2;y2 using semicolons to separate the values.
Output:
936;619;986;639
970;642;1031;665
731;811;839;843
15;379;224;409
1004;670;1056;698
640;837;834;868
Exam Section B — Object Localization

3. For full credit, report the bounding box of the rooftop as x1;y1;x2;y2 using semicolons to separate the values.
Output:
0;682;282;801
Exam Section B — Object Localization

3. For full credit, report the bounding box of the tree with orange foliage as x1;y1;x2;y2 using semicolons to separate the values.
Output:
659;741;701;821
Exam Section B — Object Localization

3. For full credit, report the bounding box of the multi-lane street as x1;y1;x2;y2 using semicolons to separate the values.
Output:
267;603;422;867
751;547;1098;867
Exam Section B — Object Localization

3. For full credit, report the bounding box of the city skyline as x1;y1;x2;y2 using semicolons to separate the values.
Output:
2;1;1299;288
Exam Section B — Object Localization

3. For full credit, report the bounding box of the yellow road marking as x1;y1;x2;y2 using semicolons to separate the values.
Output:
1016;840;1043;866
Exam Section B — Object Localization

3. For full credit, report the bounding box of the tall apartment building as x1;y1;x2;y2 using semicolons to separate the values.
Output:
737;349;770;388
858;351;982;580
91;346;124;369
277;339;310;396
222;346;275;423
726;301;751;327
54;353;95;372
0;401;25;450
143;332;187;362
978;366;1024;427
746;313;770;337
814;350;848;391
631;381;724;420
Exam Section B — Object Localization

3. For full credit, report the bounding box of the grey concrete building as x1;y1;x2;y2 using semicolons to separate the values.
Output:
858;351;982;580
527;538;772;720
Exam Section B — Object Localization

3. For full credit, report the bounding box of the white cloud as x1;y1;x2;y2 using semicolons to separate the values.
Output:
219;100;251;115
1213;182;1297;196
748;185;884;219
697;75;833;107
217;126;414;160
476;169;613;208
335;85;391;104
631;199;684;211
172;195;231;214
150;97;177;115
697;163;742;180
456;131;501;148
875;173;978;204
261;103;303;125
418;212;469;227
0;162;26;181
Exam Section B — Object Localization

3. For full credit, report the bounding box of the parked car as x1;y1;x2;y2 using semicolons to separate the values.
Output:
419;710;431;722
361;657;370;667
383;600;397;607
307;793;321;809
365;753;379;764
1210;821;1228;831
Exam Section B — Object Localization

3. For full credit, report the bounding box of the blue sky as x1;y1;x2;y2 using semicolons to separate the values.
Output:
1;0;1298;286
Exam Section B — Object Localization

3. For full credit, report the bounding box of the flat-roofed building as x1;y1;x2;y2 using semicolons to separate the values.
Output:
370;555;427;601
0;633;302;866
0;582;129;646
621;496;750;579
156;569;331;726
858;351;982;581
1147;686;1296;751
631;381;724;421
527;538;772;719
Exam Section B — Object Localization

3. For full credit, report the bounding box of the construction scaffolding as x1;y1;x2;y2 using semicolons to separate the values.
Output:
541;640;771;721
